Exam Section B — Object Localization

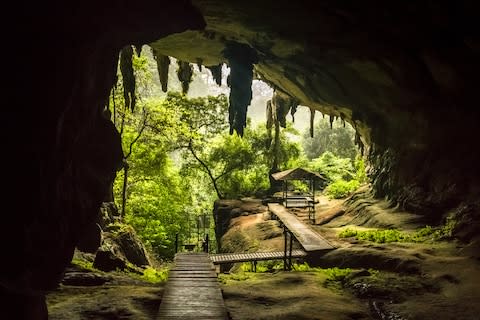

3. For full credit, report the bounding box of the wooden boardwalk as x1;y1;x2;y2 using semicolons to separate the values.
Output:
268;203;335;252
157;253;228;320
210;250;307;264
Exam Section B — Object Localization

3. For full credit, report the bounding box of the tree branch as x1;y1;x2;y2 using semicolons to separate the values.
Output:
125;109;148;159
188;140;224;199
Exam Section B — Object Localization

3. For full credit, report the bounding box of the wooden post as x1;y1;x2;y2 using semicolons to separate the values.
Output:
205;233;209;253
288;231;293;271
283;226;288;271
175;233;179;253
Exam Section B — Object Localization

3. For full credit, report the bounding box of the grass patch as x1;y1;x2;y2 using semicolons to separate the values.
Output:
218;272;257;284
240;260;284;273
339;221;457;244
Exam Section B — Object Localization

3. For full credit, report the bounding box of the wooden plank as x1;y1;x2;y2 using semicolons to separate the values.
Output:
157;253;228;320
268;203;335;252
209;249;308;264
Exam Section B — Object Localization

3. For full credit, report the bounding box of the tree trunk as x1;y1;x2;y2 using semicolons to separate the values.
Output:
121;159;129;217
188;143;224;199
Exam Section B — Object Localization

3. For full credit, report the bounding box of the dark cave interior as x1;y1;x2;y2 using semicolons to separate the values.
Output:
2;0;480;318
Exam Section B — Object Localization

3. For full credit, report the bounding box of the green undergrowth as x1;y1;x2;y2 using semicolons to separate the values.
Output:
293;263;352;282
72;257;168;284
127;266;169;284
220;262;353;287
338;220;456;244
324;180;360;199
71;258;99;272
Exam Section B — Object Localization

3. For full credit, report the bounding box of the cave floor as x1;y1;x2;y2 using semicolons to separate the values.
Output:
218;194;480;320
47;194;480;320
47;271;164;320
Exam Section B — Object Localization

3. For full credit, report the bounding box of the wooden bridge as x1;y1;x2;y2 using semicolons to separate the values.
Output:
268;203;334;252
157;204;335;318
157;253;228;320
209;250;307;264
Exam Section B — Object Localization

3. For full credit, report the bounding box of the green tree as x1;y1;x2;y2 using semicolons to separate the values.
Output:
302;117;357;160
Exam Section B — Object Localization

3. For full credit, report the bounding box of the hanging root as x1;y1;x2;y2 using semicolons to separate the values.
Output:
152;48;170;93
120;45;136;112
177;60;193;94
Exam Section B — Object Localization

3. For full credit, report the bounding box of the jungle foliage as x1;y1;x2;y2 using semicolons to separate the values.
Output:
110;45;367;259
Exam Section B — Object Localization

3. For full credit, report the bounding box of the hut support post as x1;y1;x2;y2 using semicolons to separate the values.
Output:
283;226;288;271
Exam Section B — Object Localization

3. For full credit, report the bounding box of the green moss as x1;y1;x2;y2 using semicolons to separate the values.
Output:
339;220;458;244
218;272;256;284
71;258;99;272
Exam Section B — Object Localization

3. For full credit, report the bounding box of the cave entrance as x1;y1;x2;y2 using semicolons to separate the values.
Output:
106;45;366;262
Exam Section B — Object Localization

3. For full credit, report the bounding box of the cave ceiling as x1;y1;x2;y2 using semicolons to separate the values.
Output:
149;0;479;149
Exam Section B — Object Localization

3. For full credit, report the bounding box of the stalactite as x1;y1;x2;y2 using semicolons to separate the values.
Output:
342;119;346;127
196;58;203;71
120;45;136;112
355;132;365;156
272;89;292;128
222;41;258;136
266;99;273;148
290;105;298;123
152;48;170;93
329;115;335;129
177;60;193;94
309;107;315;138
134;44;142;57
207;64;223;86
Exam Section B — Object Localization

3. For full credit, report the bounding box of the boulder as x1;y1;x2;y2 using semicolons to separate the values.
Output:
93;226;151;272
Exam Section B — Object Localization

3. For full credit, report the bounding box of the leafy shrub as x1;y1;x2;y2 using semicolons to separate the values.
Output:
324;179;360;198
141;266;168;283
322;267;352;282
309;151;355;182
339;228;410;243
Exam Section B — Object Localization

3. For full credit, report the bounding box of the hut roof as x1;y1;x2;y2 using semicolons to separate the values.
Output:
271;167;327;181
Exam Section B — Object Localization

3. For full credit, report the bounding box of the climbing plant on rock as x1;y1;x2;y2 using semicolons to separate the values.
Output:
120;45;136;112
